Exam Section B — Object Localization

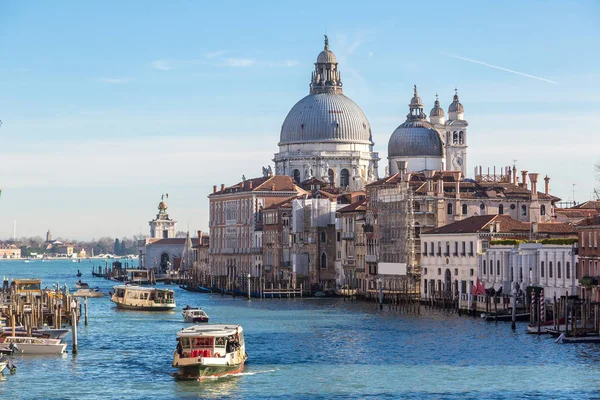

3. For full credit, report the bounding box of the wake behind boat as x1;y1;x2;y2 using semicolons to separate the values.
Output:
111;285;176;311
172;324;247;378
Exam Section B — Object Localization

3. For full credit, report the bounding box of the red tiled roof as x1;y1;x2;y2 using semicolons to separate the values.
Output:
423;215;575;235
210;175;303;196
337;199;367;213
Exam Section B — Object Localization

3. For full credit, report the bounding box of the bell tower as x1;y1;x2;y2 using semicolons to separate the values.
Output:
445;89;468;176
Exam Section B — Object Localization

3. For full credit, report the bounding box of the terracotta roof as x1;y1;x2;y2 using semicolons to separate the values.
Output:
423;215;575;235
263;196;298;211
210;175;302;196
576;215;600;227
573;201;600;210
337;199;367;213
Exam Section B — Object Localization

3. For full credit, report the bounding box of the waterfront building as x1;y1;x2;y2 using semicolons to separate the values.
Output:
273;37;379;191
208;173;305;290
576;215;600;301
336;199;367;293
145;231;209;273
261;196;296;284
420;214;577;301
0;244;21;259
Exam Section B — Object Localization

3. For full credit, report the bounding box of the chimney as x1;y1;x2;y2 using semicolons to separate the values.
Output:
197;230;203;240
521;170;528;189
213;185;217;193
532;221;539;234
424;170;436;195
528;173;540;200
544;175;550;195
436;177;444;196
249;180;253;189
495;222;501;233
452;171;462;199
220;184;225;191
271;183;276;191
512;166;517;185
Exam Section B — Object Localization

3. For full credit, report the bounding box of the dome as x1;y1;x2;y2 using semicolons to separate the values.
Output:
158;201;168;210
448;92;464;113
279;93;372;144
317;49;337;64
388;119;443;157
430;96;445;117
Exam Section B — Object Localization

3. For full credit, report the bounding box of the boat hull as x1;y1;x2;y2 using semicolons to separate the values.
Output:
177;362;245;378
183;317;209;323
113;302;176;311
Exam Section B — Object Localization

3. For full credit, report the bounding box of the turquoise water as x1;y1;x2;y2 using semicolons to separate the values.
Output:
1;259;599;399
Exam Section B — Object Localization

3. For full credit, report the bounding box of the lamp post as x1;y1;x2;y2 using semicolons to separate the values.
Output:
378;278;383;310
247;273;251;300
70;299;78;355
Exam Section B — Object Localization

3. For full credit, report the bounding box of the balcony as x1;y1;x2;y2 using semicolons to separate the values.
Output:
342;232;355;240
581;276;599;287
365;254;377;263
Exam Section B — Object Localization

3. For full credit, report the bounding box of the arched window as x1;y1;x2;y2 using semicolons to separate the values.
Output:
447;203;453;215
497;260;500;276
541;261;545;278
566;262;571;279
576;262;579;279
328;169;335;185
540;204;546;216
292;169;300;183
462;204;467;215
340;169;350;188
483;260;487;275
320;232;326;243
510;266;514;282
453;131;458;144
499;204;504;215
459;131;464;144
424;242;428;255
557;261;561;279
521;205;527;216
320;252;327;269
549;261;553;278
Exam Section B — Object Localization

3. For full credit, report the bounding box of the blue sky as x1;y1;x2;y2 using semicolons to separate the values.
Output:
0;0;599;240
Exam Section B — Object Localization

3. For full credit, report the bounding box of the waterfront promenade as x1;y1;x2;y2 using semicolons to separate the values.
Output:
1;259;599;399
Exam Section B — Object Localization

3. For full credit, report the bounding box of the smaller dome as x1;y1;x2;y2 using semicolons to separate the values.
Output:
409;85;423;108
448;92;464;113
430;95;445;117
317;49;337;64
388;120;443;158
158;201;168;210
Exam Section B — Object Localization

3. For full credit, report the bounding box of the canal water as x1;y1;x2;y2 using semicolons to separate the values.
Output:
1;259;599;399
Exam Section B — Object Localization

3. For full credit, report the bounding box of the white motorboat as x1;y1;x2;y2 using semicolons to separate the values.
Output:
111;285;176;311
182;306;209;323
172;324;247;378
75;281;89;289
1;336;67;354
1;326;70;340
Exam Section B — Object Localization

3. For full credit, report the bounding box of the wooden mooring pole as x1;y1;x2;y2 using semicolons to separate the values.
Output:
71;299;78;355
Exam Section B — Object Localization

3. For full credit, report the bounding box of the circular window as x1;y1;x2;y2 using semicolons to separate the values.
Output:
480;204;485;210
510;204;516;210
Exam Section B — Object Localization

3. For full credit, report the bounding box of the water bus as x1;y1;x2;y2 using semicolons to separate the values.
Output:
111;285;176;311
172;324;247;378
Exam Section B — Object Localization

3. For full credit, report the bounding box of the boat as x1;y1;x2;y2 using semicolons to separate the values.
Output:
111;285;176;311
75;280;89;289
73;288;105;298
0;336;67;354
182;306;209;323
172;324;247;378
76;270;82;277
0;326;70;340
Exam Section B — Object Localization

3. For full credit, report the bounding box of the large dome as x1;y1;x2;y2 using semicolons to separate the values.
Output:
388;119;443;157
279;93;372;145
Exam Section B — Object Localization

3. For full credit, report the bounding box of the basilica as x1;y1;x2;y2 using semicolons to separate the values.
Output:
274;36;469;187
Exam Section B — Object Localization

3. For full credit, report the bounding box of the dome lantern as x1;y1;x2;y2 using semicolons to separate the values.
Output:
310;35;342;95
448;88;465;120
429;93;445;124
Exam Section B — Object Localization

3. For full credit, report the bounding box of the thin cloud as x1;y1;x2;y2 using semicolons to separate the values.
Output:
222;58;256;67
263;60;299;67
95;77;132;84
204;50;227;59
442;53;558;84
152;60;172;71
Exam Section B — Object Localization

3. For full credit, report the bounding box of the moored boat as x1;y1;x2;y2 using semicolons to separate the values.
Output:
111;285;176;311
182;305;209;323
75;280;89;289
0;326;70;340
0;336;67;354
172;324;247;378
73;288;105;298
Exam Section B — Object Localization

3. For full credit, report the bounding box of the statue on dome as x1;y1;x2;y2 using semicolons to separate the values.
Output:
324;34;329;50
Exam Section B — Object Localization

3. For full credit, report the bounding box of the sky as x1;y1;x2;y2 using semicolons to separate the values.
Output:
0;0;599;240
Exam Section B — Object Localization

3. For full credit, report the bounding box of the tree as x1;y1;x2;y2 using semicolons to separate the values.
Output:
119;239;126;255
114;238;120;255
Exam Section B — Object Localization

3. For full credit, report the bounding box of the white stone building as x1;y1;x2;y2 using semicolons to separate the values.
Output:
273;36;379;191
481;242;578;300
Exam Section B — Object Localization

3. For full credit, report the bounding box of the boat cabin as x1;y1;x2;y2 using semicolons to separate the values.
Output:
176;325;244;359
113;286;175;304
11;279;42;297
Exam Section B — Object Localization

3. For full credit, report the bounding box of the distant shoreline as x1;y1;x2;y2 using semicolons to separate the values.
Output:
1;256;138;261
